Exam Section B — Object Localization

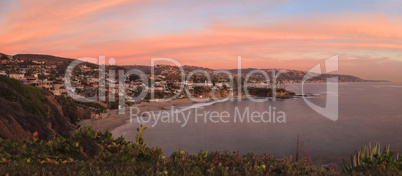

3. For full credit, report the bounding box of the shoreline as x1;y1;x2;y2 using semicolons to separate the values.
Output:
77;94;295;133
78;98;197;132
78;95;247;132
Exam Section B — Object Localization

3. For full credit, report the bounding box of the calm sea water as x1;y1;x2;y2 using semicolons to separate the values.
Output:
112;82;402;165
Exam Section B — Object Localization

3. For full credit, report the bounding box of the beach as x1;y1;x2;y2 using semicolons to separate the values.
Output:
77;94;249;132
78;98;196;132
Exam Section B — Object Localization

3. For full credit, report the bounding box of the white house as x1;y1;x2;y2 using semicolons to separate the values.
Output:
8;73;24;80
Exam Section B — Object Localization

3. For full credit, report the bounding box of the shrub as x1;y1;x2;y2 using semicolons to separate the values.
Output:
342;141;402;175
0;125;336;175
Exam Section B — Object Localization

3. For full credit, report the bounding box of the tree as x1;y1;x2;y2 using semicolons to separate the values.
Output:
38;74;46;80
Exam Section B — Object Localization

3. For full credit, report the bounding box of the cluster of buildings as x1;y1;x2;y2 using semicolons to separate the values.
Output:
0;56;66;95
1;55;298;102
7;72;66;95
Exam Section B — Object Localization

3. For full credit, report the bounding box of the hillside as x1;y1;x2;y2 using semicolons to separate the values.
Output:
0;53;8;60
0;76;74;140
226;68;367;82
13;54;74;65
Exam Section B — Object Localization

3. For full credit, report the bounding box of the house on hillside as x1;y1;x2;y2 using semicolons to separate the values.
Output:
24;76;37;82
1;60;9;64
53;82;67;95
32;60;44;64
28;80;54;91
8;73;24;80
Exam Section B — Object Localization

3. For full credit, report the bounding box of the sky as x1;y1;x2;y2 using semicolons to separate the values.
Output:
0;0;401;81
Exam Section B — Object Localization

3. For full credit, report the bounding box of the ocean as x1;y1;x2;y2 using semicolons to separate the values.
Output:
112;82;402;166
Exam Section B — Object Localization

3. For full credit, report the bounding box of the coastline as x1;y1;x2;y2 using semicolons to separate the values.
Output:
77;92;295;133
78;95;251;132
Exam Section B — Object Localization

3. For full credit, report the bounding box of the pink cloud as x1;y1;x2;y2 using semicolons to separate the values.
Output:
0;1;401;81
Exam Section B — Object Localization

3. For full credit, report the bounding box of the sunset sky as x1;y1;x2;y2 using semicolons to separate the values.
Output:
0;0;401;81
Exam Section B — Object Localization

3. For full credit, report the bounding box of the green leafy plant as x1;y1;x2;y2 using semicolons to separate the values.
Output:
343;141;402;174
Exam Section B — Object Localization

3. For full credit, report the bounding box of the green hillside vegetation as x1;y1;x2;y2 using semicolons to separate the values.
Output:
0;75;105;132
0;75;47;115
56;95;106;124
0;75;73;140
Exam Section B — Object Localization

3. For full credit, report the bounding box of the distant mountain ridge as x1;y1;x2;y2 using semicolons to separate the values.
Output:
13;54;75;65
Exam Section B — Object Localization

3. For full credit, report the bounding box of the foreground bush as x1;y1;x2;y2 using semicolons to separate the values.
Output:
0;126;336;175
0;126;400;175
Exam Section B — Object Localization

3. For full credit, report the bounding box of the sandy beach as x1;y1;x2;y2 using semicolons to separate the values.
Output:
78;98;196;132
78;95;256;132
